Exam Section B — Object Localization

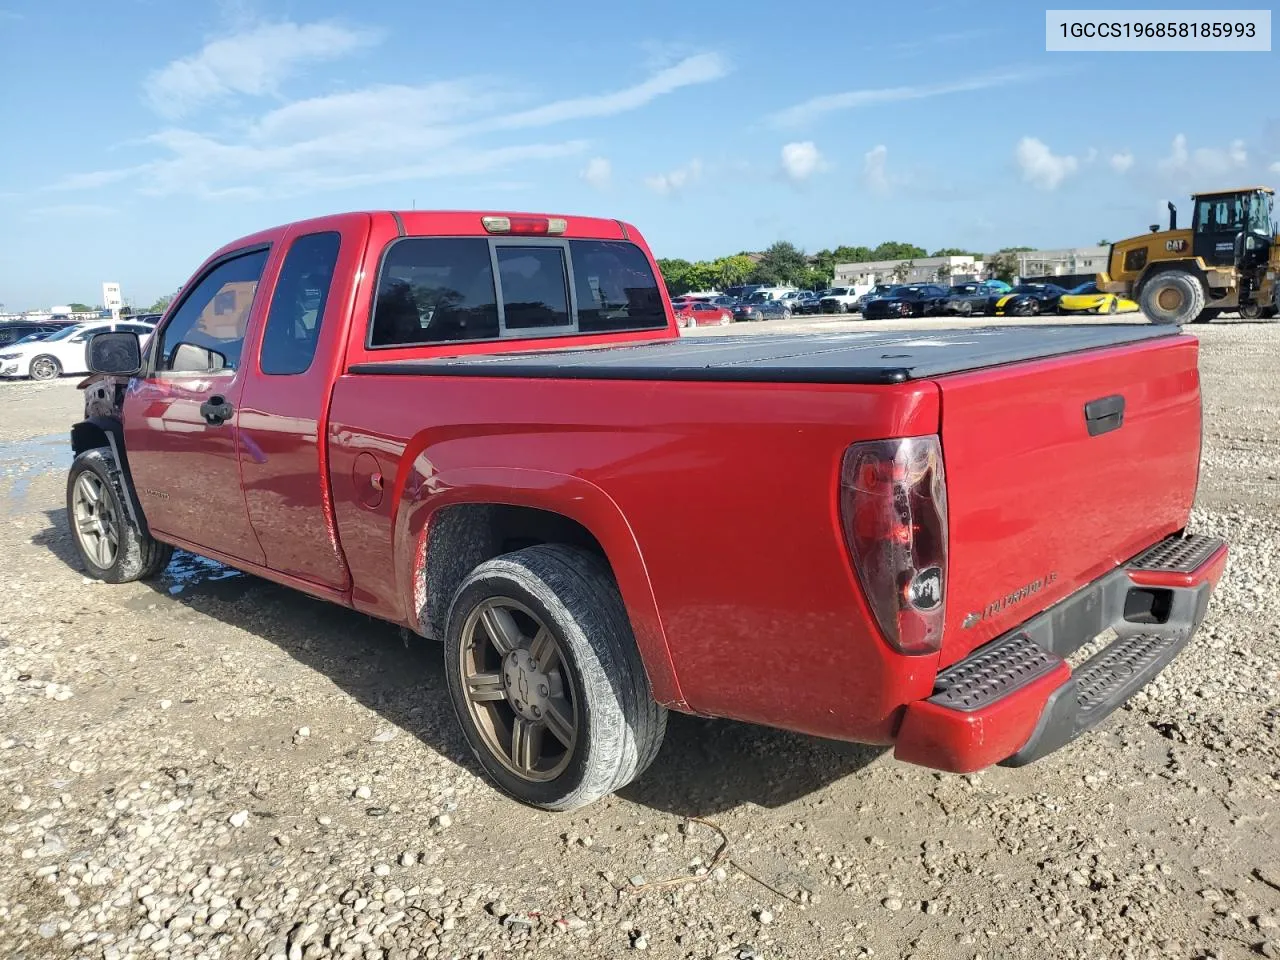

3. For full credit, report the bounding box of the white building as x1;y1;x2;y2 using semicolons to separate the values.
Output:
834;255;985;287
1016;247;1108;280
102;282;123;319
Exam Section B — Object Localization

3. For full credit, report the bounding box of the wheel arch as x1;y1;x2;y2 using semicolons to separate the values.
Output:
394;466;685;709
70;416;151;537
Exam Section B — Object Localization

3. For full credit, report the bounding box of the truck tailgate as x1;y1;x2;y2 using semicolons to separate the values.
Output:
934;334;1202;666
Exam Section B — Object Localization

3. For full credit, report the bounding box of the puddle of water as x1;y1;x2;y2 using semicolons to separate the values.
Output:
0;432;71;512
160;550;247;596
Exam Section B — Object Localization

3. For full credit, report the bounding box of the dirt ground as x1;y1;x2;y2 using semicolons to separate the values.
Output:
1;316;1278;960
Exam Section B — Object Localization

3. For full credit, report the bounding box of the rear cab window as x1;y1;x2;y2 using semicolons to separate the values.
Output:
368;236;666;348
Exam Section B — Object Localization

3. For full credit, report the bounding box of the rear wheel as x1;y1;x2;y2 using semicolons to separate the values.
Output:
958;302;972;317
29;355;61;381
1139;270;1206;326
1106;298;1118;315
67;448;173;583
444;545;667;811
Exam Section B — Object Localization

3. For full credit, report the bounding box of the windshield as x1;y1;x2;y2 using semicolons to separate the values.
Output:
950;285;979;295
41;325;95;342
827;288;849;296
1012;285;1045;294
1249;191;1273;234
1070;282;1098;294
13;332;49;345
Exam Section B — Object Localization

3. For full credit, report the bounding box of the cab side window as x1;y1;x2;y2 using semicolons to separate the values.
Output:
156;249;269;373
261;232;341;375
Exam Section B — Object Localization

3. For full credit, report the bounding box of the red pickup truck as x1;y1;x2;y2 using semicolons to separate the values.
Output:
69;210;1227;811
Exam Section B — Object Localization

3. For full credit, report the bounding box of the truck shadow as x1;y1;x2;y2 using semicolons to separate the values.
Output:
34;508;884;816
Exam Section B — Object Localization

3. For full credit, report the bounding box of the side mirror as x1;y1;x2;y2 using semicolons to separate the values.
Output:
171;342;228;373
88;331;142;376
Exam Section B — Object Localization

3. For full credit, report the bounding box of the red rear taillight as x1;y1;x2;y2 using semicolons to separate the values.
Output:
481;215;567;235
839;435;948;655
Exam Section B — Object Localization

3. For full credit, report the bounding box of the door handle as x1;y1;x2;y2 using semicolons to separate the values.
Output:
200;395;235;425
1084;394;1125;436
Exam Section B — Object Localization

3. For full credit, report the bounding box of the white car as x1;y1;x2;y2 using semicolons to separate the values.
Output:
0;321;155;381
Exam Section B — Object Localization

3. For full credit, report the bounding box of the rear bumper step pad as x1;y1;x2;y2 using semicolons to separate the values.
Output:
893;532;1227;773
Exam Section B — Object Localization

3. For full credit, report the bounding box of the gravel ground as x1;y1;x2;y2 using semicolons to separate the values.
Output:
1;317;1278;960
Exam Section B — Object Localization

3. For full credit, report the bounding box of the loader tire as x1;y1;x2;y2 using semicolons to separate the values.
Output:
1140;270;1206;326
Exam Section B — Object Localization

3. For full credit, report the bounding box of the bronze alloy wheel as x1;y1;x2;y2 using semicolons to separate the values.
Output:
72;471;120;569
458;597;578;781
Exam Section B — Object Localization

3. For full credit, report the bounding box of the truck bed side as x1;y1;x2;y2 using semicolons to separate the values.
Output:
328;374;940;738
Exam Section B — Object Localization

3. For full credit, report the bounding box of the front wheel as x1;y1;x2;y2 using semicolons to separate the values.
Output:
29;355;61;381
1025;299;1040;316
67;448;173;583
1139;270;1206;325
444;545;667;811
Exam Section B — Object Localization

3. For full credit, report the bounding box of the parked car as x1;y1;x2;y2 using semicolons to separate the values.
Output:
1058;281;1139;315
0;319;76;348
757;299;793;321
990;283;1070;316
674;300;732;328
942;282;994;317
861;284;952;320
69;208;1225;813
854;284;897;313
819;287;862;314
794;291;825;315
0;320;155;381
733;300;767;322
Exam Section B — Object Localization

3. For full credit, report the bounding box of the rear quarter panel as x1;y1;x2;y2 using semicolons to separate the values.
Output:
328;374;941;742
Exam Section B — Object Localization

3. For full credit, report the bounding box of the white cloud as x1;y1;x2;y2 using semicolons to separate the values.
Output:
863;144;891;194
1084;147;1098;163
474;52;727;133
581;157;612;190
1271;160;1280;174
780;141;824;182
1014;137;1078;190
144;20;383;118
769;71;1037;127
55;54;725;200
1158;133;1248;179
1110;150;1134;173
645;158;703;195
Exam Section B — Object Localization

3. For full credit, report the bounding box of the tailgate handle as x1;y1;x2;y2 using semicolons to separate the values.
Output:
1084;394;1125;436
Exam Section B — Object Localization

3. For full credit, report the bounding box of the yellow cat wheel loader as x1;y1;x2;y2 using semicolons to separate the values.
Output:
1097;186;1279;325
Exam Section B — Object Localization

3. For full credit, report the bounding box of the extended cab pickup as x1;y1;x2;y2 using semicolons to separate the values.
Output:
70;210;1228;811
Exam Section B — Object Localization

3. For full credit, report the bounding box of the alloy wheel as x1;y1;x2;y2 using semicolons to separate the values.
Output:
458;598;578;781
72;472;120;569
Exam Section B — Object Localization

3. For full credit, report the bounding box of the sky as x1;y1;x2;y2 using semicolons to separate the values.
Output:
1;0;1277;310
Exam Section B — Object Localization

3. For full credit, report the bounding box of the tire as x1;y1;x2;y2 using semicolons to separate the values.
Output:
444;545;667;811
1025;299;1040;316
1191;307;1221;324
67;447;173;584
1107;298;1118;315
718;314;730;326
1139;270;1205;326
958;302;972;317
29;355;61;381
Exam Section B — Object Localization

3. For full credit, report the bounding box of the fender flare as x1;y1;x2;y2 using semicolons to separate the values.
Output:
393;462;686;709
70;416;151;536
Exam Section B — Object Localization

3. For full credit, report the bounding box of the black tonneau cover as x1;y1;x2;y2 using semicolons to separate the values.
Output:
349;325;1179;385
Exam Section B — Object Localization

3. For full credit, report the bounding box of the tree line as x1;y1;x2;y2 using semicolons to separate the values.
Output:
657;241;1038;295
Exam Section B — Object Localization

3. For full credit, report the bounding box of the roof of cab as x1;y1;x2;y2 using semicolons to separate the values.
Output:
207;210;639;262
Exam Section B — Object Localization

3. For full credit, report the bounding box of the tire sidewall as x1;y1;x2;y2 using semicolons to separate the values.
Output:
443;562;611;810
